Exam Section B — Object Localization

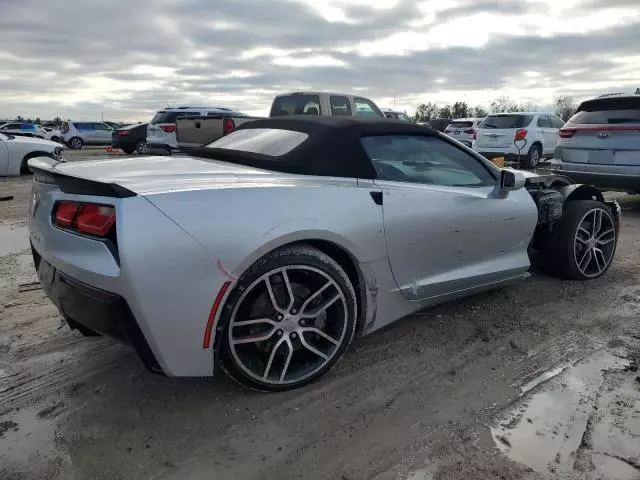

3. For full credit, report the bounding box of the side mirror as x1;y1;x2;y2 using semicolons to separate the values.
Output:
499;169;526;191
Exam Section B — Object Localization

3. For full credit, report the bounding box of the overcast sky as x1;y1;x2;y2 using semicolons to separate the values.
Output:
1;0;639;122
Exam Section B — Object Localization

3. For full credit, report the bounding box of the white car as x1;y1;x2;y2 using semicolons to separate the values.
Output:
472;113;565;168
147;106;248;154
0;132;64;176
444;118;483;147
61;121;114;149
43;127;63;143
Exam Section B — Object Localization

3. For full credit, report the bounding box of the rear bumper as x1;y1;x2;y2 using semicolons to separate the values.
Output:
549;159;640;192
32;245;164;374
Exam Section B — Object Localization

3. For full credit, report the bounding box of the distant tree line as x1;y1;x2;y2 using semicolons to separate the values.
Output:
8;116;63;126
413;95;577;123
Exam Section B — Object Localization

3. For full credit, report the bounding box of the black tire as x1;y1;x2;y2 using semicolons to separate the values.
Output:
121;145;135;154
521;144;541;169
219;244;358;392
68;137;83;149
551;200;617;280
50;136;60;143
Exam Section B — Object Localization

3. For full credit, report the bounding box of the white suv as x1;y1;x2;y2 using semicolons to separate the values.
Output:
444;118;483;147
61;121;114;149
147;106;248;154
472;112;564;168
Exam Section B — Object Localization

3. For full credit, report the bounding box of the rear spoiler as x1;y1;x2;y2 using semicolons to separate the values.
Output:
28;156;136;198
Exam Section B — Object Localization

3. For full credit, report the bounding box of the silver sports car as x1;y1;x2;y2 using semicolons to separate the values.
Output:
27;116;620;391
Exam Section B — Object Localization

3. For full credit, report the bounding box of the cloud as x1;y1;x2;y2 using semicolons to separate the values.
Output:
0;0;638;120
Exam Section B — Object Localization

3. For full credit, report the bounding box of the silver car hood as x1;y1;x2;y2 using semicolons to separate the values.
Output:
44;155;300;194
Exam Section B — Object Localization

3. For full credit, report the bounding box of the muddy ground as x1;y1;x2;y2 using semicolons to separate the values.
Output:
1;165;640;480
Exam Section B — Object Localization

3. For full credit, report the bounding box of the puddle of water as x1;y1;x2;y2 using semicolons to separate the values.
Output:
404;466;435;480
0;406;58;465
0;222;29;256
491;351;635;478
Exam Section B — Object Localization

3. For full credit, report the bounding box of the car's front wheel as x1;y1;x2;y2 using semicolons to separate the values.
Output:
553;200;617;280
219;245;357;391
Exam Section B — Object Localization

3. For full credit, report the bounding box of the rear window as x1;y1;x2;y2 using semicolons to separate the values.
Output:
270;95;321;116
480;114;533;129
448;121;473;129
150;111;200;124
569;97;640;125
206;128;308;156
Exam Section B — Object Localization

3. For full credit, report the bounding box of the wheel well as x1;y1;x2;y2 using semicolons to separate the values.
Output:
21;151;53;173
564;185;604;203
529;141;542;152
300;239;365;334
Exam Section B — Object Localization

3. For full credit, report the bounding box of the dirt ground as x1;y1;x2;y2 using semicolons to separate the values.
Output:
1;166;640;480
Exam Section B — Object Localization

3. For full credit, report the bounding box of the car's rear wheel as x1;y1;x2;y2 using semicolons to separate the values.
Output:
50;136;60;143
220;245;357;391
68;137;83;149
553;200;617;280
522;144;541;169
135;140;148;154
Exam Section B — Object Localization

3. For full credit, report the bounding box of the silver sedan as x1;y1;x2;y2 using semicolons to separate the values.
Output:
27;116;620;391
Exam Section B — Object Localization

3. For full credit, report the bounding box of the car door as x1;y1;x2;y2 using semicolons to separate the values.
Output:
361;134;538;301
92;123;112;144
74;122;95;144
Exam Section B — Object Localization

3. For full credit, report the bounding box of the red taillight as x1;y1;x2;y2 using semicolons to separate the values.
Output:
54;202;115;237
515;128;528;141
223;118;235;136
472;130;477;141
559;128;576;138
118;130;130;136
55;201;80;227
159;124;176;133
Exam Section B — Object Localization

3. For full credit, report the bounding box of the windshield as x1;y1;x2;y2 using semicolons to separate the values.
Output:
480;114;533;129
569;97;640;124
206;128;309;156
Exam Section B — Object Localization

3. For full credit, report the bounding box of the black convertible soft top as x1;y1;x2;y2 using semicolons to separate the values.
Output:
184;116;439;179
